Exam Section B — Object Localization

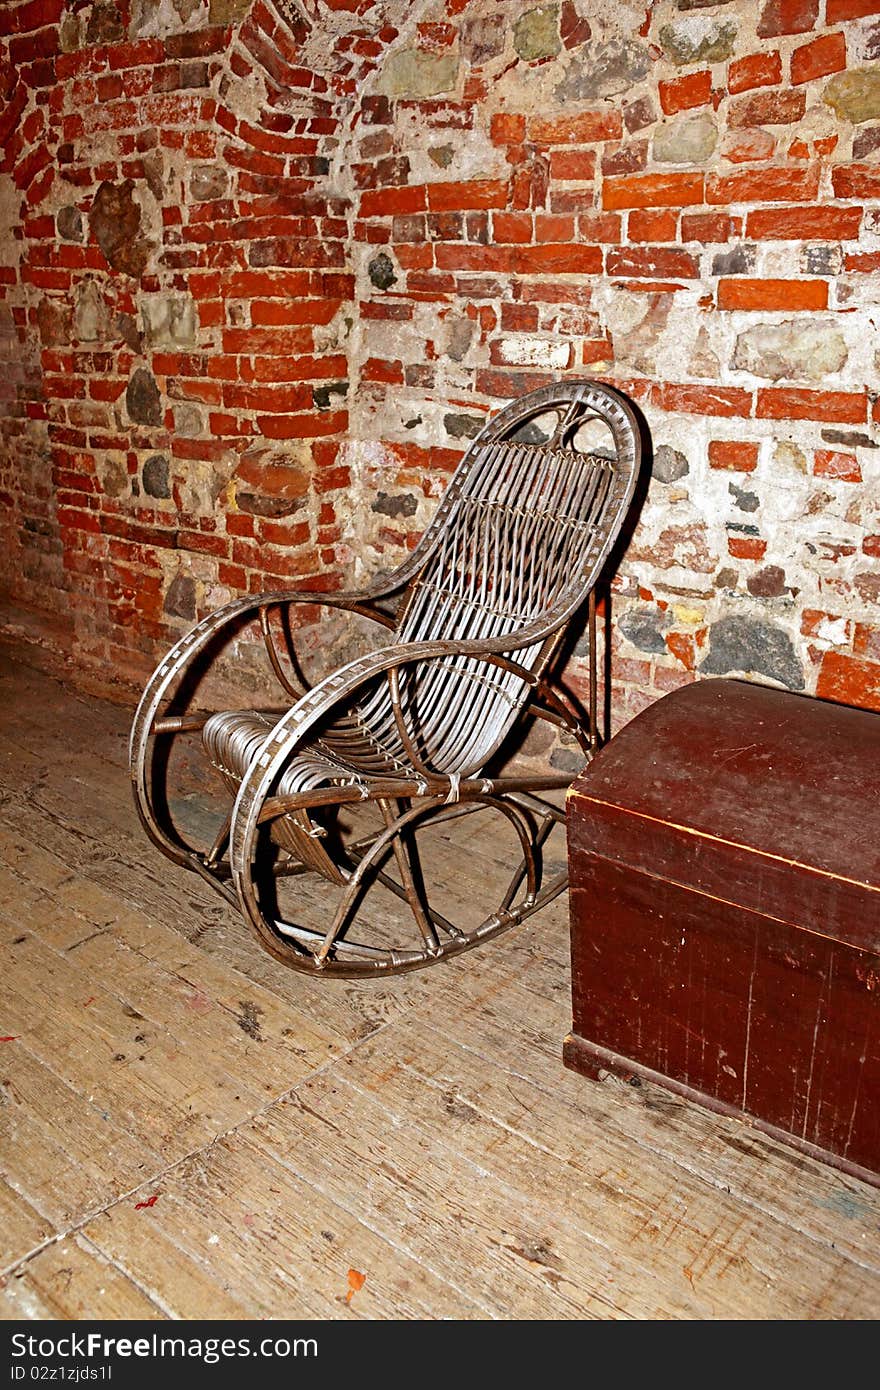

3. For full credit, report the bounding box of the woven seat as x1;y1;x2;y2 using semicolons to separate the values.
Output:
130;380;642;976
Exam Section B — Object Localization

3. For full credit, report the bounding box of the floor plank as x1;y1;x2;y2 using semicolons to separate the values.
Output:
0;635;878;1321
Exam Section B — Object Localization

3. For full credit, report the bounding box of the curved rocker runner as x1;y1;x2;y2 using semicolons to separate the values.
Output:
129;379;642;977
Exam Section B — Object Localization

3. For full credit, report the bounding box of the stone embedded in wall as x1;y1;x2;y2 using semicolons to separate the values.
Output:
139;151;164;202
368;253;397;290
444;412;485;440
164;573;197;621
556;38;651;101
57;207;83;243
802;244;843;276
428;145;454;169
372;491;417;519
142;454;171;500
732;320;848;382
653;115;717;164
378;49;459;100
652;445;689;483
89;181;153;280
688;325;721;379
442;317;475;363
141;293;198;349
823;68;880;126
700;614;804;690
209;0;252;22
59;11;80;50
86;3;125;45
233;446;311;518
677;0;734;8
822;428;877;451
629;523;718;573
126;367;163;427
549;745;586;775
603;290;672;375
35;298;71;348
774;440;808;474
748;565;787;598
312;380;348;411
99;455;129;500
189;166;229;202
711;244;756;276
659;18;738;67
729;481;759;513
74;280;111;343
115;313;143;352
130;0;211;38
513;6;561;63
173;402;203;438
853;125;880;159
619;607;669;654
460;13;507;66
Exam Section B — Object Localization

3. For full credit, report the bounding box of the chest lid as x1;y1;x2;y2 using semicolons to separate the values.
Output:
568;678;880;952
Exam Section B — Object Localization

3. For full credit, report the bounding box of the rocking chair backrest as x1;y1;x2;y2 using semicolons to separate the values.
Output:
346;381;641;780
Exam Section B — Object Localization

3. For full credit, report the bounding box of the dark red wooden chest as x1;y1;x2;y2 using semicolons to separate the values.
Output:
564;677;880;1187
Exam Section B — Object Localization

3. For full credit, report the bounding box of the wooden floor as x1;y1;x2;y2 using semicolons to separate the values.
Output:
0;636;878;1321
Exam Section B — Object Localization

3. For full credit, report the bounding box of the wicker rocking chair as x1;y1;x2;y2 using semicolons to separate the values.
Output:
130;380;641;976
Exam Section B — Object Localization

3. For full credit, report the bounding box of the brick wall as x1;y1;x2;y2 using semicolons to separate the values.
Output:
1;0;878;725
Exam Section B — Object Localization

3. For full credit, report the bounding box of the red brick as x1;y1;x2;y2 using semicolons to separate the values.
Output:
717;278;828;310
601;143;648;177
729;90;805;127
681;212;738;243
548;149;596;181
493;211;532;243
655;384;753;417
475;368;556;399
756;388;866;423
831;164;880;200
519;281;594;306
501;303;540;331
426;179;508;211
708;440;760;471
359;185;427;217
864;535;880;557
257;409;348;440
514;243;604;274
813;449;862;482
706;167;819;204
728;536;767;560
659;70;712;115
816;652;880;712
602;172;704;210
728;51;783;94
722;129;776;163
790;31;847;84
628;209;678;241
845;250;880;271
489;112;526;145
854;622;880;661
826;0;880;19
361;358;404;384
757;0;819;37
607;247;700;278
222;383;313;413
747;205;862;239
528;111;623;144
